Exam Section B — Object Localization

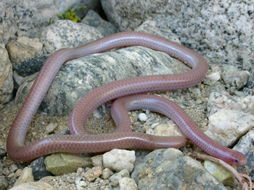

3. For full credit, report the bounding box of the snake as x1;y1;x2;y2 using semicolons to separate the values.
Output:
6;32;247;165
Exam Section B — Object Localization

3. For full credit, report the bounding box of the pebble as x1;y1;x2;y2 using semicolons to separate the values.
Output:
109;169;130;187
14;167;34;186
44;153;92;175
102;168;113;179
9;182;54;190
45;123;58;134
138;113;148;121
222;65;250;90
91;155;103;167
205;109;254;146
206;71;221;81
83;166;102;182
30;157;52;180
119;177;138;190
103;149;135;172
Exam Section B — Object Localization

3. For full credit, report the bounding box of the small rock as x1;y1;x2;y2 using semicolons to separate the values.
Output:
206;65;221;82
83;166;102;182
10;182;54;190
45;123;57;134
30;157;52;180
205;109;254;146
138;113;148;122
91;155;103;167
103;149;136;172
6;36;42;64
44;153;92;175
119;177;138;190
102;168;114;179
152;123;183;137
109;169;130;187
75;177;87;189
222;65;250;90
14;167;34;186
206;71;221;81
0;176;8;190
203;161;232;183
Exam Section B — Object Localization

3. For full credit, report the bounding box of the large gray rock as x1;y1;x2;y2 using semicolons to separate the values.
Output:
0;46;13;107
0;0;100;44
16;45;188;115
132;148;226;190
101;0;254;71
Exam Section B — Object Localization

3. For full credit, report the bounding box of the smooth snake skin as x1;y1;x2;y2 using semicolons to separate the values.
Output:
7;32;247;165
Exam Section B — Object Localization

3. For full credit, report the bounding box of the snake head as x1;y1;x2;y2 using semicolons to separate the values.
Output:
226;150;247;166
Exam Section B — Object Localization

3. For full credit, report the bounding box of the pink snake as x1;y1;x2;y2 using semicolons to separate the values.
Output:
7;32;247;165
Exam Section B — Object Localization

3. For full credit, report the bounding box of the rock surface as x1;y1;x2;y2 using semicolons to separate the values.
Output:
203;161;232;183
0;46;13;107
206;109;254;146
6;37;43;76
41;20;103;53
207;91;254;115
0;0;100;44
234;129;254;180
132;148;226;190
16;45;187;115
101;0;254;71
6;37;42;65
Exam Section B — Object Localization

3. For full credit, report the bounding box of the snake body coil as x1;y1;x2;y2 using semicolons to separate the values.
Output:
7;32;246;165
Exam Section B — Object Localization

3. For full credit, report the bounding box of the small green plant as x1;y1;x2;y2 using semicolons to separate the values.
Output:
58;6;86;22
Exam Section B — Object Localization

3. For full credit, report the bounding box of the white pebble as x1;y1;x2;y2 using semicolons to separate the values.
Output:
206;71;221;81
138;113;147;121
103;149;136;172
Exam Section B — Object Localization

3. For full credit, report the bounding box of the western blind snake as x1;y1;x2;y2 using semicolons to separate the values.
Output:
6;32;247;165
